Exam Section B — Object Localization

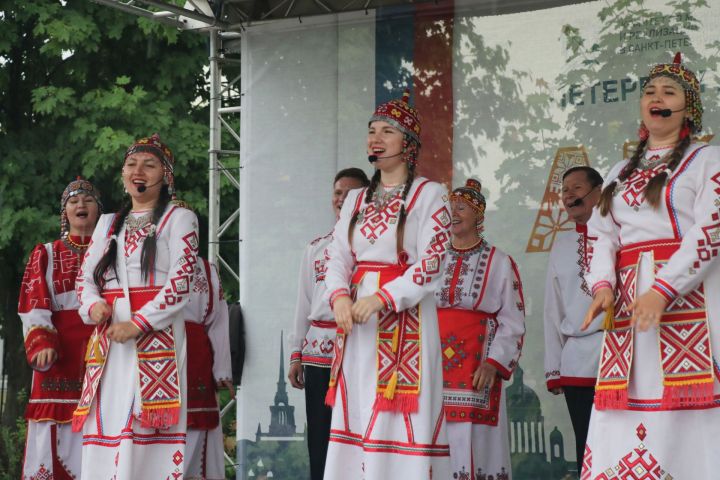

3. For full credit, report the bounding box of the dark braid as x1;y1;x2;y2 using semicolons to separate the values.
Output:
644;134;691;208
396;148;418;257
348;169;380;247
598;138;648;216
93;199;132;288
140;186;171;282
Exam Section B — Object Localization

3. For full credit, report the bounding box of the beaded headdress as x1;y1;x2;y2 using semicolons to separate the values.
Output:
451;179;486;213
369;90;422;167
125;133;176;196
60;177;102;240
643;52;703;133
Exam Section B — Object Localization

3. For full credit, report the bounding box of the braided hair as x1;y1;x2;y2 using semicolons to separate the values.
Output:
348;135;419;256
93;186;171;288
597;132;691;216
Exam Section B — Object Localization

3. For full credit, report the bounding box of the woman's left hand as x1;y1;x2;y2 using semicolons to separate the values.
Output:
472;362;498;391
630;289;669;332
106;321;143;343
217;379;236;399
351;295;384;325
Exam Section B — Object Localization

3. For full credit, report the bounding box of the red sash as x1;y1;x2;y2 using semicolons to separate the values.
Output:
596;239;715;409
185;321;219;429
437;308;501;425
25;310;94;422
326;261;423;413
74;287;182;431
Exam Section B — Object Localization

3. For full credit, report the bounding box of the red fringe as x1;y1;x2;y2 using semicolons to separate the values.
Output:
373;393;419;413
325;386;337;407
661;382;715;409
71;413;87;433
140;407;180;429
594;388;628;410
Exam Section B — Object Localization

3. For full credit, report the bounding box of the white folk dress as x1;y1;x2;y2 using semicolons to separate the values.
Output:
543;225;604;391
323;178;453;480
185;258;232;480
19;239;95;480
288;231;336;368
583;143;720;479
435;241;525;480
75;206;199;480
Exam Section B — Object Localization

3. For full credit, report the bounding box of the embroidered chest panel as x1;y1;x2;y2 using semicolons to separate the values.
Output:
358;195;402;244
438;242;492;308
616;162;666;210
124;224;153;257
51;243;81;295
314;248;328;283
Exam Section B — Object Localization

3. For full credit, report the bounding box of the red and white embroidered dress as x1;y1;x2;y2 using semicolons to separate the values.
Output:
288;232;336;368
19;238;95;480
582;144;720;479
543;225;604;391
323;178;452;480
75;206;199;479
435;241;525;480
185;258;232;480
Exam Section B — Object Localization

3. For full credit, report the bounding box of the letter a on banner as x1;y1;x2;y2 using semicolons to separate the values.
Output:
526;146;590;253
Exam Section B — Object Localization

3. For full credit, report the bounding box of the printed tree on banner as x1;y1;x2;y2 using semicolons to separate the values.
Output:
556;0;720;174
451;15;563;258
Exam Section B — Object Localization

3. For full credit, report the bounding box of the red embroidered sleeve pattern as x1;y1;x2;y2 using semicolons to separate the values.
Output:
18;245;52;314
377;288;396;311
329;288;350;309
651;278;678;303
592;281;613;296
158;232;199;311
74;239;94;304
411;206;451;287
290;351;302;364
24;326;59;364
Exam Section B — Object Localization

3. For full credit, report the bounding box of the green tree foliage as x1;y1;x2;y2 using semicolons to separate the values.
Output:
0;0;219;447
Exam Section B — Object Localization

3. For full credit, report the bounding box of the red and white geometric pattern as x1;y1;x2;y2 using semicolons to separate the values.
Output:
412;206;451;286
620;164;665;210
359;197;403;244
594;424;673;480
694;212;720;269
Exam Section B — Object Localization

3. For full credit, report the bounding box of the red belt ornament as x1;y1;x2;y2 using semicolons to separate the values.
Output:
326;261;422;413
595;239;715;410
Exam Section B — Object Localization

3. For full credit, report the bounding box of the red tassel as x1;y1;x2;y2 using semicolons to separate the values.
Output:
325;385;337;407
140;407;180;429
593;388;628;410
661;382;714;409
679;123;691;140
373;393;419;413
673;51;682;64
72;413;87;433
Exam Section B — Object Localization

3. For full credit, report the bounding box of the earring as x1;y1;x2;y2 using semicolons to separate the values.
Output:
637;122;649;141
679;118;691;140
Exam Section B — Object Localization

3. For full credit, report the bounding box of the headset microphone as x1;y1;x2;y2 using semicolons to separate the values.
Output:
367;151;403;164
136;179;163;193
657;108;685;118
567;188;598;208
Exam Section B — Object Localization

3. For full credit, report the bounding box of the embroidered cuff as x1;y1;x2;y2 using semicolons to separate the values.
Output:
487;358;512;381
591;281;613;296
329;288;350;309
25;326;59;367
375;288;396;312
131;313;152;333
290;351;302;364
651;278;678;303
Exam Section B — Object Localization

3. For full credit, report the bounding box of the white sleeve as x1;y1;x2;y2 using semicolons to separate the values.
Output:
325;189;363;308
585;162;625;294
77;214;115;324
131;208;200;332
543;253;565;391
653;148;720;300
486;255;526;380
205;261;233;382
380;183;452;311
288;243;314;364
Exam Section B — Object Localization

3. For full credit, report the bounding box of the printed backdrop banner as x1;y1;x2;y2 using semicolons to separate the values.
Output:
239;1;720;477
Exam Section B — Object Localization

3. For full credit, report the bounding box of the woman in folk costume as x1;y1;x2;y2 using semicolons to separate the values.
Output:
324;91;453;479
73;134;200;479
435;179;525;480
581;53;720;479
184;255;233;480
19;178;102;480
